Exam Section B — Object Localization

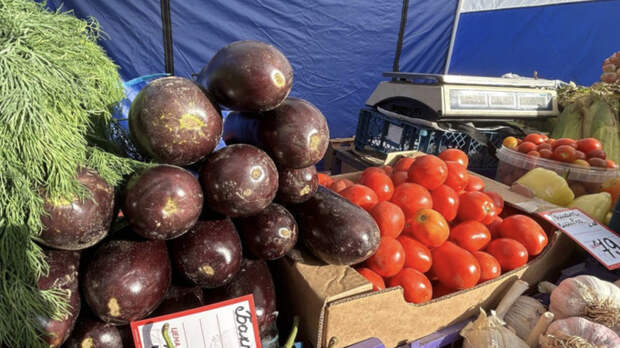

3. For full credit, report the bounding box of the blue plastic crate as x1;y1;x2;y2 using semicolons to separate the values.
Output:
354;108;510;177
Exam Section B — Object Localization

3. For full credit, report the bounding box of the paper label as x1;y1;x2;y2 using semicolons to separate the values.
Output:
539;208;620;270
131;295;261;348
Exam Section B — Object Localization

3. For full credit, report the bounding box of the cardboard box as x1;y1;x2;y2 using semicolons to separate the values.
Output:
276;160;573;348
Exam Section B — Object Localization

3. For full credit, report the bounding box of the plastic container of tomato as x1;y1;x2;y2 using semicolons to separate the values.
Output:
495;146;619;197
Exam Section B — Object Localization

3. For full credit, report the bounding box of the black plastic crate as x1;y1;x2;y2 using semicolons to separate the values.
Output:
354;108;508;176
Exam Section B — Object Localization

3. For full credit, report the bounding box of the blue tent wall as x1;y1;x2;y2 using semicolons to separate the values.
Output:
449;0;620;85
43;0;456;139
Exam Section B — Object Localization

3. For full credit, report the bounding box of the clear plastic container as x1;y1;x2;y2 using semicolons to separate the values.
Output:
495;146;619;197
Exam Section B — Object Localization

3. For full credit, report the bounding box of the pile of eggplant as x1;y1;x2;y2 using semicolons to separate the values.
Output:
37;40;380;348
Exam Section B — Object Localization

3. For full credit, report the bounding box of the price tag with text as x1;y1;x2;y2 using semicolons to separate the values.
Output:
539;208;620;270
131;295;261;348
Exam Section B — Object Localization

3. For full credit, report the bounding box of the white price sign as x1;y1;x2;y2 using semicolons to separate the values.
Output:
539;208;620;270
131;295;261;348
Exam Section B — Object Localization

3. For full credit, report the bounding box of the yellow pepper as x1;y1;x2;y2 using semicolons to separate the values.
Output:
569;192;612;223
515;168;575;206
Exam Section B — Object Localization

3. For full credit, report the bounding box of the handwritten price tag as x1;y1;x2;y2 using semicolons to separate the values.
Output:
131;295;261;348
539;208;620;270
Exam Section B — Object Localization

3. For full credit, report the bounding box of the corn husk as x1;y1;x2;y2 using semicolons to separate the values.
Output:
460;309;529;348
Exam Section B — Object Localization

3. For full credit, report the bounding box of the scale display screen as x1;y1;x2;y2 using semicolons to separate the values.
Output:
449;89;553;111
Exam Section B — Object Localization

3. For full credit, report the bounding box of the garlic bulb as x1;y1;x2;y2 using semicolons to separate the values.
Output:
548;276;620;332
540;317;620;348
504;296;547;340
460;308;528;348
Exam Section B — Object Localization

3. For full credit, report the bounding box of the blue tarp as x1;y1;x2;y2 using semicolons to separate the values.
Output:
43;0;455;139
449;0;620;85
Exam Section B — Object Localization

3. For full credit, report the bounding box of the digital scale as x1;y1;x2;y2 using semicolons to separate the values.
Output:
365;72;560;122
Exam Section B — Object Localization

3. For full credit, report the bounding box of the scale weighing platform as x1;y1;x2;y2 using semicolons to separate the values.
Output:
365;72;560;122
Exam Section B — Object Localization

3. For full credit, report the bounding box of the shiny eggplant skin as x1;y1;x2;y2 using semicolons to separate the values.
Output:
64;311;123;348
36;249;81;347
129;76;222;165
40;169;114;250
151;285;205;316
197;40;293;112
276;165;318;204
224;259;277;335
236;203;298;260
123;165;203;240
170;218;242;288
259;98;329;168
199;144;278;217
288;186;380;265
82;239;171;325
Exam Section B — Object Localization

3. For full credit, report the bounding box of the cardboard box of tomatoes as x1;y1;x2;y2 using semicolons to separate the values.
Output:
276;151;575;348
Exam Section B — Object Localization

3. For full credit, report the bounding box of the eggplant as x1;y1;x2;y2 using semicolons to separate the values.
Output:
36;249;81;347
276;165;318;204
129;76;222;166
236;203;298;260
199;144;278;217
223;98;329;168
224;259;277;335
170;218;242;288
197;40;293;112
123;165;203;240
64;310;123;348
40;169;114;250
82;239;171;324
151;285;205;316
289;186;380;265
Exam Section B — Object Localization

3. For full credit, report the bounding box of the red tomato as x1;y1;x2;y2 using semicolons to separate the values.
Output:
357;267;385;291
497;215;548;256
537;143;552;151
366;237;405;278
330;178;354;193
397;235;432;273
360;172;394;202
527;151;540;157
577;138;602;154
574;150;586;160
546;138;555;145
360;167;386;182
541;134;549;141
552;138;577;149
317;173;333;187
466;175;485;192
431;185;459;222
407;155;448;190
524;133;545;145
473;251;501;282
404;208;449;247
393;157;416;172
382;165;394;176
370;201;405;238
484;191;504;215
458;191;497;224
444;162;469;192
390;183;433;219
450;220;491;252
553;145;577;162
607;160;618;169
432;282;456;299
340;184;378;211
487;216;503;239
431;241;480;289
391;171;409;187
389;268;432;304
486;238;528;271
439;149;469;168
587;149;607;160
518;141;537;153
588;157;608;168
539;149;553;159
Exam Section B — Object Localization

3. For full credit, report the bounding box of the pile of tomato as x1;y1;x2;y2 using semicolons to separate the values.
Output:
503;134;617;169
318;149;549;304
